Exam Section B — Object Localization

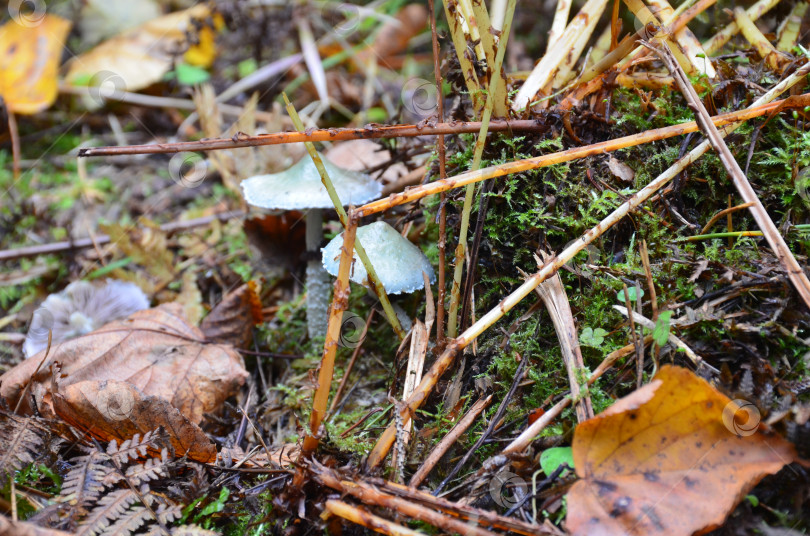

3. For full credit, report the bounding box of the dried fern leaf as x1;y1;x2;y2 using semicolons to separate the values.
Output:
0;411;45;484
76;488;138;536
122;455;168;486
61;452;109;512
100;505;153;536
108;430;161;463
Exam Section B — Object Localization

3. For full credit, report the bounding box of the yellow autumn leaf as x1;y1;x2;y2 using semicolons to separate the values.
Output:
567;365;797;536
0;15;71;114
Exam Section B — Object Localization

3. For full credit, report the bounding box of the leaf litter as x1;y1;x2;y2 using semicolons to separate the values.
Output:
0;0;809;534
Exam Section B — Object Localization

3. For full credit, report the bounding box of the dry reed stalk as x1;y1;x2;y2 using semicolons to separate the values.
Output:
621;0;696;75
77;120;549;157
531;260;594;422
354;94;810;218
653;43;810;310
733;7;792;72
408;394;492;488
302;220;357;456
776;1;807;52
702;0;783;55
324;500;424;536
314;463;501;536
647;0;716;77
547;0;573;54
549;0;606;89
616;71;675;88
512;0;610;110
365;67;810;468
442;0;484;111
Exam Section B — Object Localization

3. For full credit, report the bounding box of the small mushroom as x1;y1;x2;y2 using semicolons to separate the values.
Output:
241;152;382;339
24;279;149;358
321;221;435;294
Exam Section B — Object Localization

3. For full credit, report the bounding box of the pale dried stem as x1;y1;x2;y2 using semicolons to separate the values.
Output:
408;394;492;488
365;67;810;468
776;1;808;52
547;0;573;54
653;43;810;309
647;0;716;77
702;0;782;55
733;7;791;72
442;0;484;111
550;0;606;89
324;500;424;536
354;94;810;218
513;0;609;110
531;261;594;422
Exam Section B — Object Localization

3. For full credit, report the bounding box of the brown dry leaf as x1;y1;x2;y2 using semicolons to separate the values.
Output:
177;270;204;325
100;221;176;285
64;4;211;94
353;4;428;67
200;282;263;348
0;515;73;536
325;140;408;184
606;156;635;182
51;380;216;463
0;303;248;425
566;365;797;536
0;15;71;114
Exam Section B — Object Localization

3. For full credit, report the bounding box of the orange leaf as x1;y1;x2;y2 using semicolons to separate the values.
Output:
0;15;71;114
51;380;216;463
567;365;797;536
0;303;247;425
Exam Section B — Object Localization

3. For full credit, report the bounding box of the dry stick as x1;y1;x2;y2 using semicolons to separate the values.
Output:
354;94;810;219
654;43;810;310
300;219;356;460
776;0;808;52
77;120;547;157
613;305;713;372
0;210;245;262
314;462;501;536
324;500;424;536
433;351;529;495
622;282;645;389
531;260;594;422
733;7;792;72
365;67;810;469
377;479;547;536
408;394;492;488
284;96;405;339
548;0;574;54
700;202;755;234
501;337;651;455
441;0;484;112
702;0;782;55
446;0;516;339
328;308;376;414
429;0;449;349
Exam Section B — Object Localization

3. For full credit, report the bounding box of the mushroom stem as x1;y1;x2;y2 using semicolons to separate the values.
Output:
305;209;330;339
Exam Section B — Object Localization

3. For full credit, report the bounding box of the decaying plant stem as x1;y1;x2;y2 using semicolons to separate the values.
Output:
325;500;423;536
531;261;594;422
354;94;810;218
446;0;516;338
365;67;810;468
284;96;405;339
408;394;492;488
651;42;810;310
301;219;356;457
702;0;782;55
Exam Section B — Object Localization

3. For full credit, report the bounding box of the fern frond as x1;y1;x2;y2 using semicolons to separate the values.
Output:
76;489;138;536
120;454;168;486
61;452;109;511
100;505;152;536
0;411;45;484
108;430;160;463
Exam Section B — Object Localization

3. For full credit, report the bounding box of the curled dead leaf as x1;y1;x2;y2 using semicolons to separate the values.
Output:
51;380;216;463
0;303;248;425
200;282;263;348
566;365;797;536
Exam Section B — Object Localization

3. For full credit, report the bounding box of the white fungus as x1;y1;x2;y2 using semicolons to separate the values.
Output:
23;280;149;357
321;221;436;295
240;151;382;211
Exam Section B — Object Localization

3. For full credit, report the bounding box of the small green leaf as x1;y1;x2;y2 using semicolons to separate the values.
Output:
652;310;673;346
617;287;644;303
540;447;574;477
745;494;759;507
175;62;210;86
579;327;608;348
238;58;258;78
200;487;229;516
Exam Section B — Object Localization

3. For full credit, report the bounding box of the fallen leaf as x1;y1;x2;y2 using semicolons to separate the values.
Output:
78;0;161;46
566;365;797;536
200;282;263;348
0;514;73;536
606;156;635;182
0;15;71;114
51;380;216;463
177;270;204;325
0;303;248;425
353;4;428;67
325;140;408;184
65;5;212;95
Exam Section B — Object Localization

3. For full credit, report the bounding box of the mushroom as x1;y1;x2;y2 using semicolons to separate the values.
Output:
321;221;435;326
241;152;382;339
24;279;149;357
